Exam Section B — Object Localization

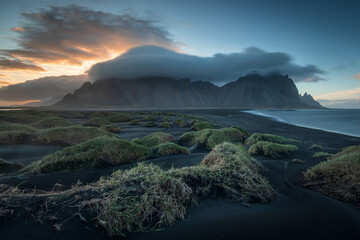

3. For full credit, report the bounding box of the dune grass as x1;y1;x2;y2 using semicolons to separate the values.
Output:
231;126;249;136
173;119;187;128
93;143;275;236
107;113;132;122
128;120;141;125
33;117;73;128
132;132;175;148
33;126;110;146
245;133;298;145
83;117;111;127
248;141;298;158
0;123;36;132
311;144;323;150
142;115;157;121
143;121;156;127
101;124;122;133
179;128;247;150
23;136;150;174
304;145;360;206
0;158;23;174
0;110;51;123
151;142;189;156
312;152;333;159
159;122;171;128
0;130;33;144
191;121;214;131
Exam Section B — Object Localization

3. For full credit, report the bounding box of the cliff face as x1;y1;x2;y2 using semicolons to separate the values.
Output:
55;74;322;109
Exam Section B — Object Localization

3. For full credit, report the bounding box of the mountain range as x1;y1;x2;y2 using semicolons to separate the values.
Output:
55;74;323;109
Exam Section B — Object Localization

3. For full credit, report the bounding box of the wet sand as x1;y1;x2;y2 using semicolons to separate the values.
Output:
1;109;359;240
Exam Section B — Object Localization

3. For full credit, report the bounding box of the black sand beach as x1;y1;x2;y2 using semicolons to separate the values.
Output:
1;109;359;240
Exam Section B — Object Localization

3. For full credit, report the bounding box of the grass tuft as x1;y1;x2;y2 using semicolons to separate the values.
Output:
107;114;132;122
83;117;111;127
151;142;189;156
191;121;214;131
100;124;122;133
132;132;175;148
143;121;156;127
248;141;298;158
245;133;298;145
128;120;141;125
231;126;249;136
159;122;171;128
312;152;333;159
33;117;73;128
173;119;187;128
311;144;323;150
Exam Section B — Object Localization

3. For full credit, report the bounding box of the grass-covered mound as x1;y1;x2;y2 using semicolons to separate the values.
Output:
191;121;214;131
311;144;323;150
0;158;23;174
0;130;33;144
245;133;298;145
94;143;275;236
151;142;189;156
101;124;122;133
231;126;249;136
33;126;110;146
107;113;132;122
33;117;73;128
143;121;156;127
23;136;150;174
159;122;171;128
0;110;51;123
83;117;111;127
128;120;141;125
142;115;157;121
248;141;298;158
304;145;360;206
0;123;35;132
179;128;247;150
173;119;187;127
312;152;333;159
132;132;175;148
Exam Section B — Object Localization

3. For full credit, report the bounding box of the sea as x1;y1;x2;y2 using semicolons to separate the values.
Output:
244;109;360;138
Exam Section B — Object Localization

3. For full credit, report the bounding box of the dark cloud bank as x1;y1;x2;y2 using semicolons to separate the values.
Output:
89;45;324;84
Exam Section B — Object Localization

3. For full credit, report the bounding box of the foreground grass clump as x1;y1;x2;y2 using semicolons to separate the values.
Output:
132;132;175;148
101;124;122;133
128;120;141;125
24;136;150;174
151;142;189;156
173;119;187;127
94;143;275;236
248;141;298;158
311;144;323;150
191;121;214;131
33;117;73;128
143;121;156;127
142;115;157;121
304;145;360;206
245;133;298;145
179;128;247;150
0;130;33;144
34;126;110;146
0;123;36;132
312;152;333;159
83;117;111;127
0;158;23;174
159;122;171;128
0;110;51;123
107;113;132;122
231;126;249;136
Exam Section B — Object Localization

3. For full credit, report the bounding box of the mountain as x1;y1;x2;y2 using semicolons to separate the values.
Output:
55;74;323;109
299;92;323;108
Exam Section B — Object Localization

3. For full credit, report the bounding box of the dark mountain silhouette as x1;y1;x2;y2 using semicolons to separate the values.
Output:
299;92;323;108
55;74;323;109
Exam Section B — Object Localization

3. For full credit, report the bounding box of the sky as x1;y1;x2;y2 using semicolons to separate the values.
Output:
0;0;359;107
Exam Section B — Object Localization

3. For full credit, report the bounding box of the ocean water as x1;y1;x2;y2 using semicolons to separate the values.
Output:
245;109;360;137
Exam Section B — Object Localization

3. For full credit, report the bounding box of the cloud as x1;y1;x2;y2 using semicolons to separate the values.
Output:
0;5;176;71
0;58;45;71
0;81;11;85
315;87;360;100
0;74;7;78
0;75;88;102
352;73;360;80
89;45;325;84
317;98;360;109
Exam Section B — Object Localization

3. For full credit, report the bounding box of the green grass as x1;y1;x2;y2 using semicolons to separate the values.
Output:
83;117;111;127
128;120;141;125
151;142;189;156
23;136;150;174
93;143;275;236
311;144;323;150
142;115;157;121
173;119;187;128
0;158;23;174
0;110;52;123
161;118;171;122
132;132;175;148
101;124;122;133
159;122;171;128
33;126;110;146
304;145;360;206
33;117;73;128
191;121;214;131
245;133;298;145
0;123;36;132
179;128;247;150
312;152;333;159
143;121;156;127
0;130;33;144
106;114;132;122
231;126;249;136
248;141;299;158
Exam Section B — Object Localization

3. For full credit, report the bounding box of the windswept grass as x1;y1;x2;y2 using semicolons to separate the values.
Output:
304;145;360;206
0;158;23;174
0;130;33;144
0;123;35;132
173;119;187;128
231;126;249;136
132;132;175;148
248;141;298;158
33;117;73;128
179;128;247;150
159;122;171;128
143;121;156;127
128;120;141;125
311;144;323;150
33;126;110;146
142;115;157;121
312;152;333;159
101;124;122;133
83;117;111;127
191;121;214;131
107;114;132;122
151;142;189;156
23;136;150;174
245;133;298;145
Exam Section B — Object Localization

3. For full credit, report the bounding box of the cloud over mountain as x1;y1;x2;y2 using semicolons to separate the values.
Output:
89;45;324;84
